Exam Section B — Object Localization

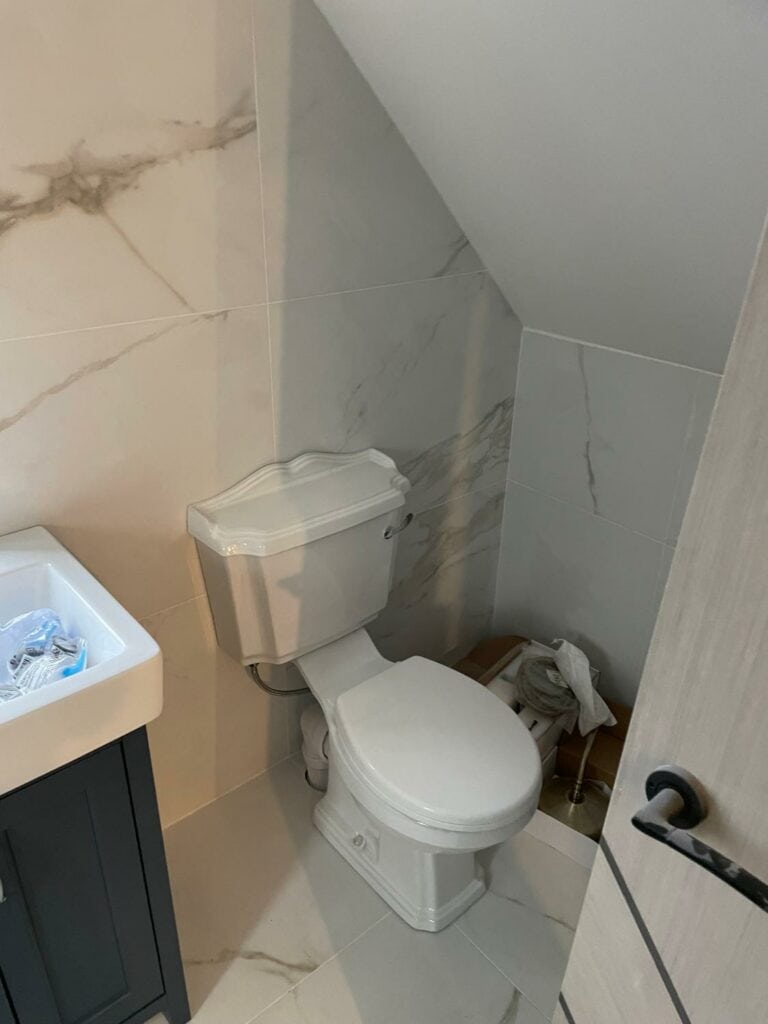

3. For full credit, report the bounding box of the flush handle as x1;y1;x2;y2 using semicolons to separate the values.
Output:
384;513;413;540
631;765;768;913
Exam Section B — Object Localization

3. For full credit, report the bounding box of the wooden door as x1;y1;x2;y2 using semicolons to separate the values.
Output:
556;218;768;1023
0;743;163;1024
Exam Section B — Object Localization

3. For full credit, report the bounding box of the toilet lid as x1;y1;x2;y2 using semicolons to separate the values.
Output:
334;657;541;831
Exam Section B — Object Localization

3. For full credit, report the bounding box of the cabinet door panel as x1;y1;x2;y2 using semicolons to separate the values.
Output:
0;744;163;1024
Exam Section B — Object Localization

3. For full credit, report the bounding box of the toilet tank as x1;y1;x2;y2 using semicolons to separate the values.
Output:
188;450;410;665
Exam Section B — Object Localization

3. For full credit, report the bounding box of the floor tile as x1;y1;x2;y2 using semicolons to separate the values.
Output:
253;914;544;1024
481;828;592;932
164;759;388;1024
458;831;590;1019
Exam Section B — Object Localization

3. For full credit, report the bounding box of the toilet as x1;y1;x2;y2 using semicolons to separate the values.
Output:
188;449;542;932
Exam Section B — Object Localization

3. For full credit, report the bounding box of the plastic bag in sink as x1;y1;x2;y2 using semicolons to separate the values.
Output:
0;609;87;702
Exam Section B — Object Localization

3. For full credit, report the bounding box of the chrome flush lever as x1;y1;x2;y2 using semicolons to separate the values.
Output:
632;765;768;913
383;513;413;540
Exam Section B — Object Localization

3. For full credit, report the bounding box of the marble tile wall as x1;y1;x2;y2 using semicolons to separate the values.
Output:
494;329;720;706
0;0;521;824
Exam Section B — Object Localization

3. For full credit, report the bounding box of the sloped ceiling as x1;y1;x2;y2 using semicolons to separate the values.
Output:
315;0;768;372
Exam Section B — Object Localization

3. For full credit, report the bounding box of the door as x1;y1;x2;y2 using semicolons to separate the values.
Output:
555;217;768;1024
0;742;163;1024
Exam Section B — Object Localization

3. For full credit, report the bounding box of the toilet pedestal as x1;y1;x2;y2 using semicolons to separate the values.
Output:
314;761;486;932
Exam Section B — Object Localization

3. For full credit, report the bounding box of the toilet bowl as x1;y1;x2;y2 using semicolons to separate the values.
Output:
188;449;543;931
295;629;541;931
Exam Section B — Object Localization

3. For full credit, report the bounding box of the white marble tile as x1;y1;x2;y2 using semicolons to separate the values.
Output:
271;273;520;515
0;0;265;339
479;830;591;934
163;759;389;1024
253;0;482;301
458;832;589;1020
144;596;298;827
0;307;273;620
494;484;669;705
371;488;504;664
509;331;715;541
458;893;574;1022
665;372;720;543
254;914;541;1024
524;812;597;871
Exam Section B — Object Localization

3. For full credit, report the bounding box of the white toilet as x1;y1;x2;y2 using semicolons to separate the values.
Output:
188;450;542;932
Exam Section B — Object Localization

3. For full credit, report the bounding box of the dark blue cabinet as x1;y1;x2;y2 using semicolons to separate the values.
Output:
0;731;189;1024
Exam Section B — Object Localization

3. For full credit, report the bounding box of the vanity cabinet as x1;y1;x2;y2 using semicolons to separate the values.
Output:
0;730;189;1024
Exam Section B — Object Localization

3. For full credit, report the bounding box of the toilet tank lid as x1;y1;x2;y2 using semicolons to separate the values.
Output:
187;450;410;557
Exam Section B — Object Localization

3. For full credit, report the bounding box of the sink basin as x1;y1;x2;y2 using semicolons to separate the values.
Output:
0;527;162;795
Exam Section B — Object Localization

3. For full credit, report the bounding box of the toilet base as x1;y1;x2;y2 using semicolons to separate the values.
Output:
314;764;486;932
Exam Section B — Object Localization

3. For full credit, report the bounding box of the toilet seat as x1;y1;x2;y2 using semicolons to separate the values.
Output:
334;657;541;833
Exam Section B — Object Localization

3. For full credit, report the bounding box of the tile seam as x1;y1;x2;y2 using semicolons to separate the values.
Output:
244;911;393;1024
504;478;677;547
522;328;724;378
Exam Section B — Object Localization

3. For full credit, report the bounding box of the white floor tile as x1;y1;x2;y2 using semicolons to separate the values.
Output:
458;830;591;1019
523;811;597;871
164;759;591;1024
163;759;388;1024
482;828;592;931
252;914;545;1024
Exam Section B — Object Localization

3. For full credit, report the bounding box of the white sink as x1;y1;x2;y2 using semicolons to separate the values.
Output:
0;527;162;795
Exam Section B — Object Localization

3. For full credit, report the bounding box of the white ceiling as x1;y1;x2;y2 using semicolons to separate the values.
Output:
314;0;768;372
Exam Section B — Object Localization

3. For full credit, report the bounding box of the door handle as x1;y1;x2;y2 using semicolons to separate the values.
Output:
631;765;768;913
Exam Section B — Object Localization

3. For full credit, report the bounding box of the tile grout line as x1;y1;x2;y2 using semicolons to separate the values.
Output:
244;911;393;1024
139;591;205;626
453;920;552;1021
505;477;678;548
249;1;278;463
160;750;302;833
410;480;507;520
266;268;488;307
0;301;268;347
0;272;490;348
523;328;724;379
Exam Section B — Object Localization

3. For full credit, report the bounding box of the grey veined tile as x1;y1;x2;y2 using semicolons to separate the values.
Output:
509;331;716;541
253;914;544;1024
461;830;591;1019
478;830;591;934
494;483;669;705
271;273;521;515
144;596;295;828
0;307;273;621
164;759;388;1024
253;0;482;300
0;0;266;339
370;488;504;665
